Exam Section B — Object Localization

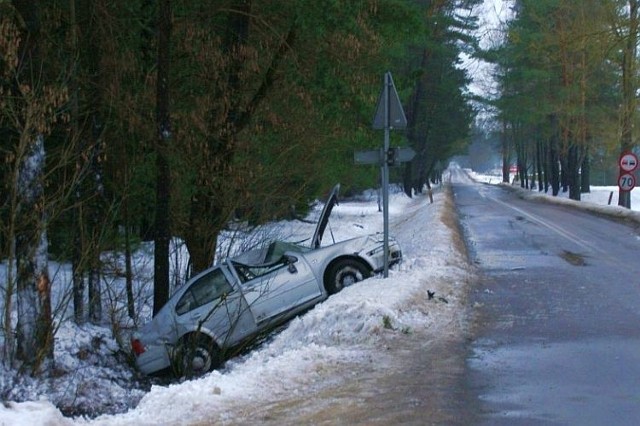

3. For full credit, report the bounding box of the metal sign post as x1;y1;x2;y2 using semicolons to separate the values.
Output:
381;75;391;278
353;72;409;277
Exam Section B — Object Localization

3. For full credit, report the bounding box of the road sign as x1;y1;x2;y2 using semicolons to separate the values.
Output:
395;147;416;163
354;147;415;166
372;72;407;130
618;172;636;191
386;147;416;166
369;72;408;277
619;152;639;172
354;149;382;165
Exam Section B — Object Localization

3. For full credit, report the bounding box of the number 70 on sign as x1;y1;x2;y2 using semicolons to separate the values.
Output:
619;173;636;191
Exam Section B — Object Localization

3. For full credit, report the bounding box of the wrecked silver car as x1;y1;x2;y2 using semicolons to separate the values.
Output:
131;184;402;376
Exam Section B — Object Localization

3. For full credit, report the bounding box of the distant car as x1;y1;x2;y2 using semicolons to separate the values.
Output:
131;184;402;377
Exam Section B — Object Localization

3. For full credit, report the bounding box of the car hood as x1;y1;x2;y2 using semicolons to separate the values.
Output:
310;184;340;249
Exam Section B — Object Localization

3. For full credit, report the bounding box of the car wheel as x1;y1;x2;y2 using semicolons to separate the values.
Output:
175;334;221;378
326;259;370;295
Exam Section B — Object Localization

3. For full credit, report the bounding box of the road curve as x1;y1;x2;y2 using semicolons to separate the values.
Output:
453;167;640;425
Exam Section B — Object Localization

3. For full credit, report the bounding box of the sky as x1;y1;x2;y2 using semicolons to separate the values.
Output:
460;0;513;98
2;165;640;425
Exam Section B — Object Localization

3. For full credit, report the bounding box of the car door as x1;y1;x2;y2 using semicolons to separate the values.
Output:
239;254;321;324
173;266;254;347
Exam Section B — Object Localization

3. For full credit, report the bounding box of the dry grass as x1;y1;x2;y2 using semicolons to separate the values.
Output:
440;184;470;262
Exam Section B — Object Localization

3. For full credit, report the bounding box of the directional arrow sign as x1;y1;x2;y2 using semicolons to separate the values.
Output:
619;152;639;172
396;147;416;163
354;149;382;165
354;147;415;166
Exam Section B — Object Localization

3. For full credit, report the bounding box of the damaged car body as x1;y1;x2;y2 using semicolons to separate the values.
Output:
131;184;402;377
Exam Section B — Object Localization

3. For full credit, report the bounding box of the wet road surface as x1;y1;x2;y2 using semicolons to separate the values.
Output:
454;170;640;425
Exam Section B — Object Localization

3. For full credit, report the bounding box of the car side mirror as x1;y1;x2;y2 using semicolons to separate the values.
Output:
285;255;298;274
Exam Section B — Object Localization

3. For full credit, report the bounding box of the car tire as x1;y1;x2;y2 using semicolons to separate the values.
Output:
326;259;371;295
175;334;221;378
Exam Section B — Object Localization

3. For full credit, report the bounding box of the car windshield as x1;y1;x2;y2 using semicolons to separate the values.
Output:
232;240;308;267
263;241;306;263
231;241;308;283
232;259;286;283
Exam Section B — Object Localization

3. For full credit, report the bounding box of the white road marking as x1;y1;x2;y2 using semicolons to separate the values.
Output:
487;195;601;254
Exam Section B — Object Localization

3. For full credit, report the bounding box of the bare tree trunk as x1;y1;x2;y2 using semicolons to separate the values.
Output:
581;147;591;193
501;120;510;183
536;136;543;191
186;0;252;276
154;0;172;315
124;200;135;320
543;135;550;193
4;178;18;364
12;0;54;373
15;136;53;371
568;143;581;201
405;48;428;195
69;0;85;325
619;0;638;208
549;115;561;196
403;162;413;198
72;218;85;324
561;154;569;193
88;261;102;323
79;0;105;325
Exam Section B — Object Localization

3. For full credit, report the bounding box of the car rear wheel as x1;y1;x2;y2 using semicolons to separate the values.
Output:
175;334;221;378
326;259;370;295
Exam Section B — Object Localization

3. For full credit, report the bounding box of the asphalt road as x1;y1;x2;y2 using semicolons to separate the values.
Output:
453;168;640;425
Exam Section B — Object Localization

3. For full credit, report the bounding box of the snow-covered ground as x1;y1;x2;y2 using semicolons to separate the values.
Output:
2;167;640;425
469;169;640;221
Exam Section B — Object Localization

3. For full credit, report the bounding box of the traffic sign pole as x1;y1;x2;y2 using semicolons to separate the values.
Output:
353;72;408;277
382;73;390;278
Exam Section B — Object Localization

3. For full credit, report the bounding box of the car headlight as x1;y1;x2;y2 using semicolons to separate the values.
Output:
367;245;384;256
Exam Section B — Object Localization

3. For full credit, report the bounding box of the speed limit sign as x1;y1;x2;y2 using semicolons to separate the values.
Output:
618;173;636;191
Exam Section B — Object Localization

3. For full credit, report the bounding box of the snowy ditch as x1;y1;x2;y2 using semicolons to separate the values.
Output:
0;180;472;425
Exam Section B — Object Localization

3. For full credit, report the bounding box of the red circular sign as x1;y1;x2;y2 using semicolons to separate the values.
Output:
619;152;639;172
618;173;636;191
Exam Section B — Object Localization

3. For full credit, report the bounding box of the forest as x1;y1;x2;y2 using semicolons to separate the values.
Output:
0;0;478;378
482;0;640;209
2;0;640;397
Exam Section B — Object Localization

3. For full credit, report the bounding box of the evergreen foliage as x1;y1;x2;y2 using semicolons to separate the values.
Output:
0;0;479;373
487;0;635;200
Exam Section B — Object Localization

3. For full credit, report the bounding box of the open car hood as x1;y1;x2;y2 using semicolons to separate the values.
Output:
311;184;340;249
